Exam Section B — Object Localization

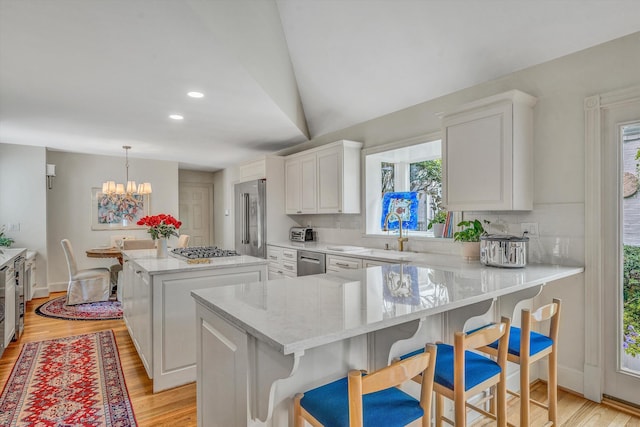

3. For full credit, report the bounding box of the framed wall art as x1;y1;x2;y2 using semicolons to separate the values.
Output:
91;187;150;230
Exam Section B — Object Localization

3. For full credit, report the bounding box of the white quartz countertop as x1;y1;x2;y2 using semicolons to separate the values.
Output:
191;262;583;355
268;241;425;263
0;247;27;269
122;249;267;275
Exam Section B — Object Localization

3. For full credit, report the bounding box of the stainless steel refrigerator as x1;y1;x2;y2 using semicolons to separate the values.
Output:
235;179;267;258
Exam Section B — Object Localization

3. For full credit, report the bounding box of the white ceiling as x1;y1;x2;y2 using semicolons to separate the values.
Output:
1;0;639;171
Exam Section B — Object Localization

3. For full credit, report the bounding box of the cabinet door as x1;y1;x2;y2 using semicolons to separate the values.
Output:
285;158;302;214
317;146;342;213
300;154;317;213
4;277;15;346
138;271;152;373
443;102;513;211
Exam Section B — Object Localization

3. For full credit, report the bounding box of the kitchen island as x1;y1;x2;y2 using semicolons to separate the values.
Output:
121;249;267;392
192;261;583;427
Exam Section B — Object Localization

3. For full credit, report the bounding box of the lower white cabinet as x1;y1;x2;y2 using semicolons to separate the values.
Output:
3;267;15;347
326;254;362;273
362;259;393;268
267;245;297;279
195;301;249;427
122;255;267;392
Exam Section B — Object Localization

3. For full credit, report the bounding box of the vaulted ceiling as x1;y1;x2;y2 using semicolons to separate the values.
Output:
1;0;639;171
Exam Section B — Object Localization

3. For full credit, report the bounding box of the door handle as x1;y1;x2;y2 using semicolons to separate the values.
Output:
242;193;250;244
299;256;320;264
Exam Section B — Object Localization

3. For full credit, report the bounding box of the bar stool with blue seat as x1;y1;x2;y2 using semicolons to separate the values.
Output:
432;316;511;427
481;298;561;426
293;343;437;427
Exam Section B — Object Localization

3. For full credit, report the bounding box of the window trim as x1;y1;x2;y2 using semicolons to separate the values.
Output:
361;132;458;239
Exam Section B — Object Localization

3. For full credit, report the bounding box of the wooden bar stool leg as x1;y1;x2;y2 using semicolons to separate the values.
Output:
549;349;558;425
520;360;531;426
293;394;303;427
454;394;466;427
435;393;444;427
498;378;507;427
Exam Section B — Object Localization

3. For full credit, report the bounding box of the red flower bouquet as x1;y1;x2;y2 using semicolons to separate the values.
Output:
136;214;182;240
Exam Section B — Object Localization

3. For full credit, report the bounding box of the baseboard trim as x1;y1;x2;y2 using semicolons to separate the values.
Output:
602;395;640;418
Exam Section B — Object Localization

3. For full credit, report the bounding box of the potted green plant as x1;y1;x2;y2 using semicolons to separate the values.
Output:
0;225;15;247
453;219;489;259
427;211;447;238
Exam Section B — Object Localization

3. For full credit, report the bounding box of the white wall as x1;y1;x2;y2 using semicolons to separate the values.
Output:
46;150;179;289
0;143;48;291
212;166;238;248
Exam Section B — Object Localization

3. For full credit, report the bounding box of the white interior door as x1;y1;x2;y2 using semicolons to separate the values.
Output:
601;95;640;405
179;182;213;247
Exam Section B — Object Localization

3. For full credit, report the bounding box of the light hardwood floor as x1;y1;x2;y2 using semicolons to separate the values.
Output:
0;292;196;427
2;293;639;426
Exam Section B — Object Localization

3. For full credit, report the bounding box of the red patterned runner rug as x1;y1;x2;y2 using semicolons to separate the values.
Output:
0;330;137;426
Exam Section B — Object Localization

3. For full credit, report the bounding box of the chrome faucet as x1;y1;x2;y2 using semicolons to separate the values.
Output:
383;212;409;252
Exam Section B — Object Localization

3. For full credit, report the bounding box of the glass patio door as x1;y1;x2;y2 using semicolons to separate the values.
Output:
602;102;640;405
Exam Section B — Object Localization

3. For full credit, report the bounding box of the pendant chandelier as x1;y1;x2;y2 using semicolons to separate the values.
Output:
102;145;152;195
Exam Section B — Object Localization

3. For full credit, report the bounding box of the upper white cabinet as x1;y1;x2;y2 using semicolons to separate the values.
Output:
441;90;537;211
285;140;362;214
285;152;317;214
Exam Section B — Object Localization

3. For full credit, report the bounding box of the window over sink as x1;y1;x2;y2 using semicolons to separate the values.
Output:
364;134;448;238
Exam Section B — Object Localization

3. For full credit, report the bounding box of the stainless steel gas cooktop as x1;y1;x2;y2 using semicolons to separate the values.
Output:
171;246;240;259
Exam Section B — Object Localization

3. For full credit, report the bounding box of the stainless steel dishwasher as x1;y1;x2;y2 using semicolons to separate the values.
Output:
297;250;326;276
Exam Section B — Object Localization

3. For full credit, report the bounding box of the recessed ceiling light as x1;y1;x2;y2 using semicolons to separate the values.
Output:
169;114;184;120
187;91;204;98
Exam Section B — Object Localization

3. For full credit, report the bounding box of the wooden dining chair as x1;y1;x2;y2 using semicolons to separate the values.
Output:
176;234;190;248
481;299;561;427
293;343;437;427
431;317;511;427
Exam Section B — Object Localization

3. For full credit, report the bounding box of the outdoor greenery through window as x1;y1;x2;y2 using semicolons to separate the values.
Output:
622;122;640;368
364;137;443;236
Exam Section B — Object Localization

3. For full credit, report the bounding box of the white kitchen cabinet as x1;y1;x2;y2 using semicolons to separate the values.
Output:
195;301;249;427
3;266;15;347
121;252;267;392
326;254;362;273
362;259;393;268
285;140;362;214
285;153;317;214
441;90;537;211
267;245;297;279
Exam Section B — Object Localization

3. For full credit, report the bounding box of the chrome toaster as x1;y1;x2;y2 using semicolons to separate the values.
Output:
480;234;529;268
290;227;314;242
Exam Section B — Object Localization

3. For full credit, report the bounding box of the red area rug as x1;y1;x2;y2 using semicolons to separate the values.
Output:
0;330;137;426
35;295;123;321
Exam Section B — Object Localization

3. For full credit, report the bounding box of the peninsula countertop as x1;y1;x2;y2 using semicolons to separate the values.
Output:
191;262;584;356
122;249;267;275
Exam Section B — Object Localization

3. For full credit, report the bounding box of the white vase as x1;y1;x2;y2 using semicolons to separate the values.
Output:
432;223;445;238
461;241;480;260
156;238;168;258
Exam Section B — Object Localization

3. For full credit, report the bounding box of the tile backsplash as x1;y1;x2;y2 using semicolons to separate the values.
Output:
290;202;584;266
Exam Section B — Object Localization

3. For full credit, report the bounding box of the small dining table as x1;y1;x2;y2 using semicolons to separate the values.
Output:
85;247;123;265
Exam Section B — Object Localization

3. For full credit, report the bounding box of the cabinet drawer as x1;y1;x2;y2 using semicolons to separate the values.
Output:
327;255;362;270
268;267;284;280
281;260;297;274
267;247;282;263
281;249;297;261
